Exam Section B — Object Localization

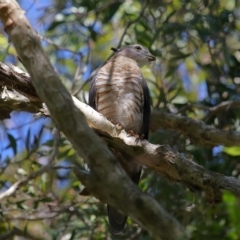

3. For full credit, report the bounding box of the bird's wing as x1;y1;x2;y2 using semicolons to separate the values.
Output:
88;60;151;235
88;76;97;110
141;76;151;140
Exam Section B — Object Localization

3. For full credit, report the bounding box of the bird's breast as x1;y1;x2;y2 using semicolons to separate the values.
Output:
95;61;144;134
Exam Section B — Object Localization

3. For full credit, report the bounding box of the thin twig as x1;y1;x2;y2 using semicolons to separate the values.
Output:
38;34;83;56
0;129;60;201
117;0;149;48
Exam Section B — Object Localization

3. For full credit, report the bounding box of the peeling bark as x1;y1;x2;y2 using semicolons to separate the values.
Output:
1;62;240;148
1;64;240;201
0;1;185;239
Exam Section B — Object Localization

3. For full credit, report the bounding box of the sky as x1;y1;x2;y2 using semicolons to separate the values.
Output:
20;0;53;31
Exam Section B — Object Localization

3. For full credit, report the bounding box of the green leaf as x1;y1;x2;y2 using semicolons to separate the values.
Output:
223;146;240;156
223;192;240;237
103;2;123;23
6;134;17;155
16;200;26;209
25;128;31;152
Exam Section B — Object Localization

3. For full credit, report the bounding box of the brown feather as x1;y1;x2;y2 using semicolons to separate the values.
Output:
88;44;154;234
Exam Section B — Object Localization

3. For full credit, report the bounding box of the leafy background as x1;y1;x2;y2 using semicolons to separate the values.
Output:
1;0;240;239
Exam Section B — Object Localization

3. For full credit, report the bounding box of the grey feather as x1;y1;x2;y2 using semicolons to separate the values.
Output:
88;44;155;234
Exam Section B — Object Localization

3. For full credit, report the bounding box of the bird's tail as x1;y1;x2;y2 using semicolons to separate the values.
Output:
107;166;142;234
107;204;127;235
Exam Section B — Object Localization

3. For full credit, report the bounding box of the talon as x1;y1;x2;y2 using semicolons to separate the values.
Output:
116;123;123;130
134;135;141;144
128;130;140;138
128;130;135;136
140;134;145;140
109;119;115;124
127;130;143;144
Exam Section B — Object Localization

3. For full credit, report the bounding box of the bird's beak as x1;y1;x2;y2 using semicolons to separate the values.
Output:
147;54;156;61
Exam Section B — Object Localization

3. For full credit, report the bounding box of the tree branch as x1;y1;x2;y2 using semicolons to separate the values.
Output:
0;62;40;101
1;62;240;148
0;1;184;239
1;61;240;200
150;110;240;147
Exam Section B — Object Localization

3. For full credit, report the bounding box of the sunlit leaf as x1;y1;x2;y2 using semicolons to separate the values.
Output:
223;146;240;156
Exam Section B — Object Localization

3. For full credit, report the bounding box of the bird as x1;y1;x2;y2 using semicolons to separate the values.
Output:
88;44;156;234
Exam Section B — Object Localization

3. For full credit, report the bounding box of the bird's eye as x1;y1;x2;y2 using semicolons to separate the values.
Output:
134;46;142;51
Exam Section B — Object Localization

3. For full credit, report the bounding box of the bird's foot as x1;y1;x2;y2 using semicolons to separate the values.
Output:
139;134;145;140
108;119;123;130
115;123;123;130
109;119;115;124
128;130;143;144
128;130;138;137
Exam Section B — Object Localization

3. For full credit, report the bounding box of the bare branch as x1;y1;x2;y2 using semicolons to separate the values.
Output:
0;1;184;239
0;87;46;119
1;62;240;148
1;63;240;199
176;101;240;122
151;111;240;147
0;63;40;101
39;34;83;56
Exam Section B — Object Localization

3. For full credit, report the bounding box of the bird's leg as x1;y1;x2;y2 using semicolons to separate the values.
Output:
115;123;123;130
139;134;145;140
109;118;115;124
108;119;123;130
127;130;144;144
128;130;138;138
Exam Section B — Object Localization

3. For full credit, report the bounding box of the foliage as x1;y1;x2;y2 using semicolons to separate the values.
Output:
1;0;240;239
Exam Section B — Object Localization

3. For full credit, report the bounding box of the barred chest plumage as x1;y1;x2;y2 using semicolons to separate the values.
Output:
94;55;144;134
89;44;154;234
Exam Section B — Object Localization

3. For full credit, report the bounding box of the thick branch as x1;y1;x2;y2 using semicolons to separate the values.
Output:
0;86;45;119
0;62;40;101
1;63;240;199
0;1;184;239
1;1;240;238
1;62;240;147
151;111;240;147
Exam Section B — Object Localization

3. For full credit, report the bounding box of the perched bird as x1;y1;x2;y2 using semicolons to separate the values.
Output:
89;44;156;234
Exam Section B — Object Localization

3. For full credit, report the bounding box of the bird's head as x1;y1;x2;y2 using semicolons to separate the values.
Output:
112;44;156;67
